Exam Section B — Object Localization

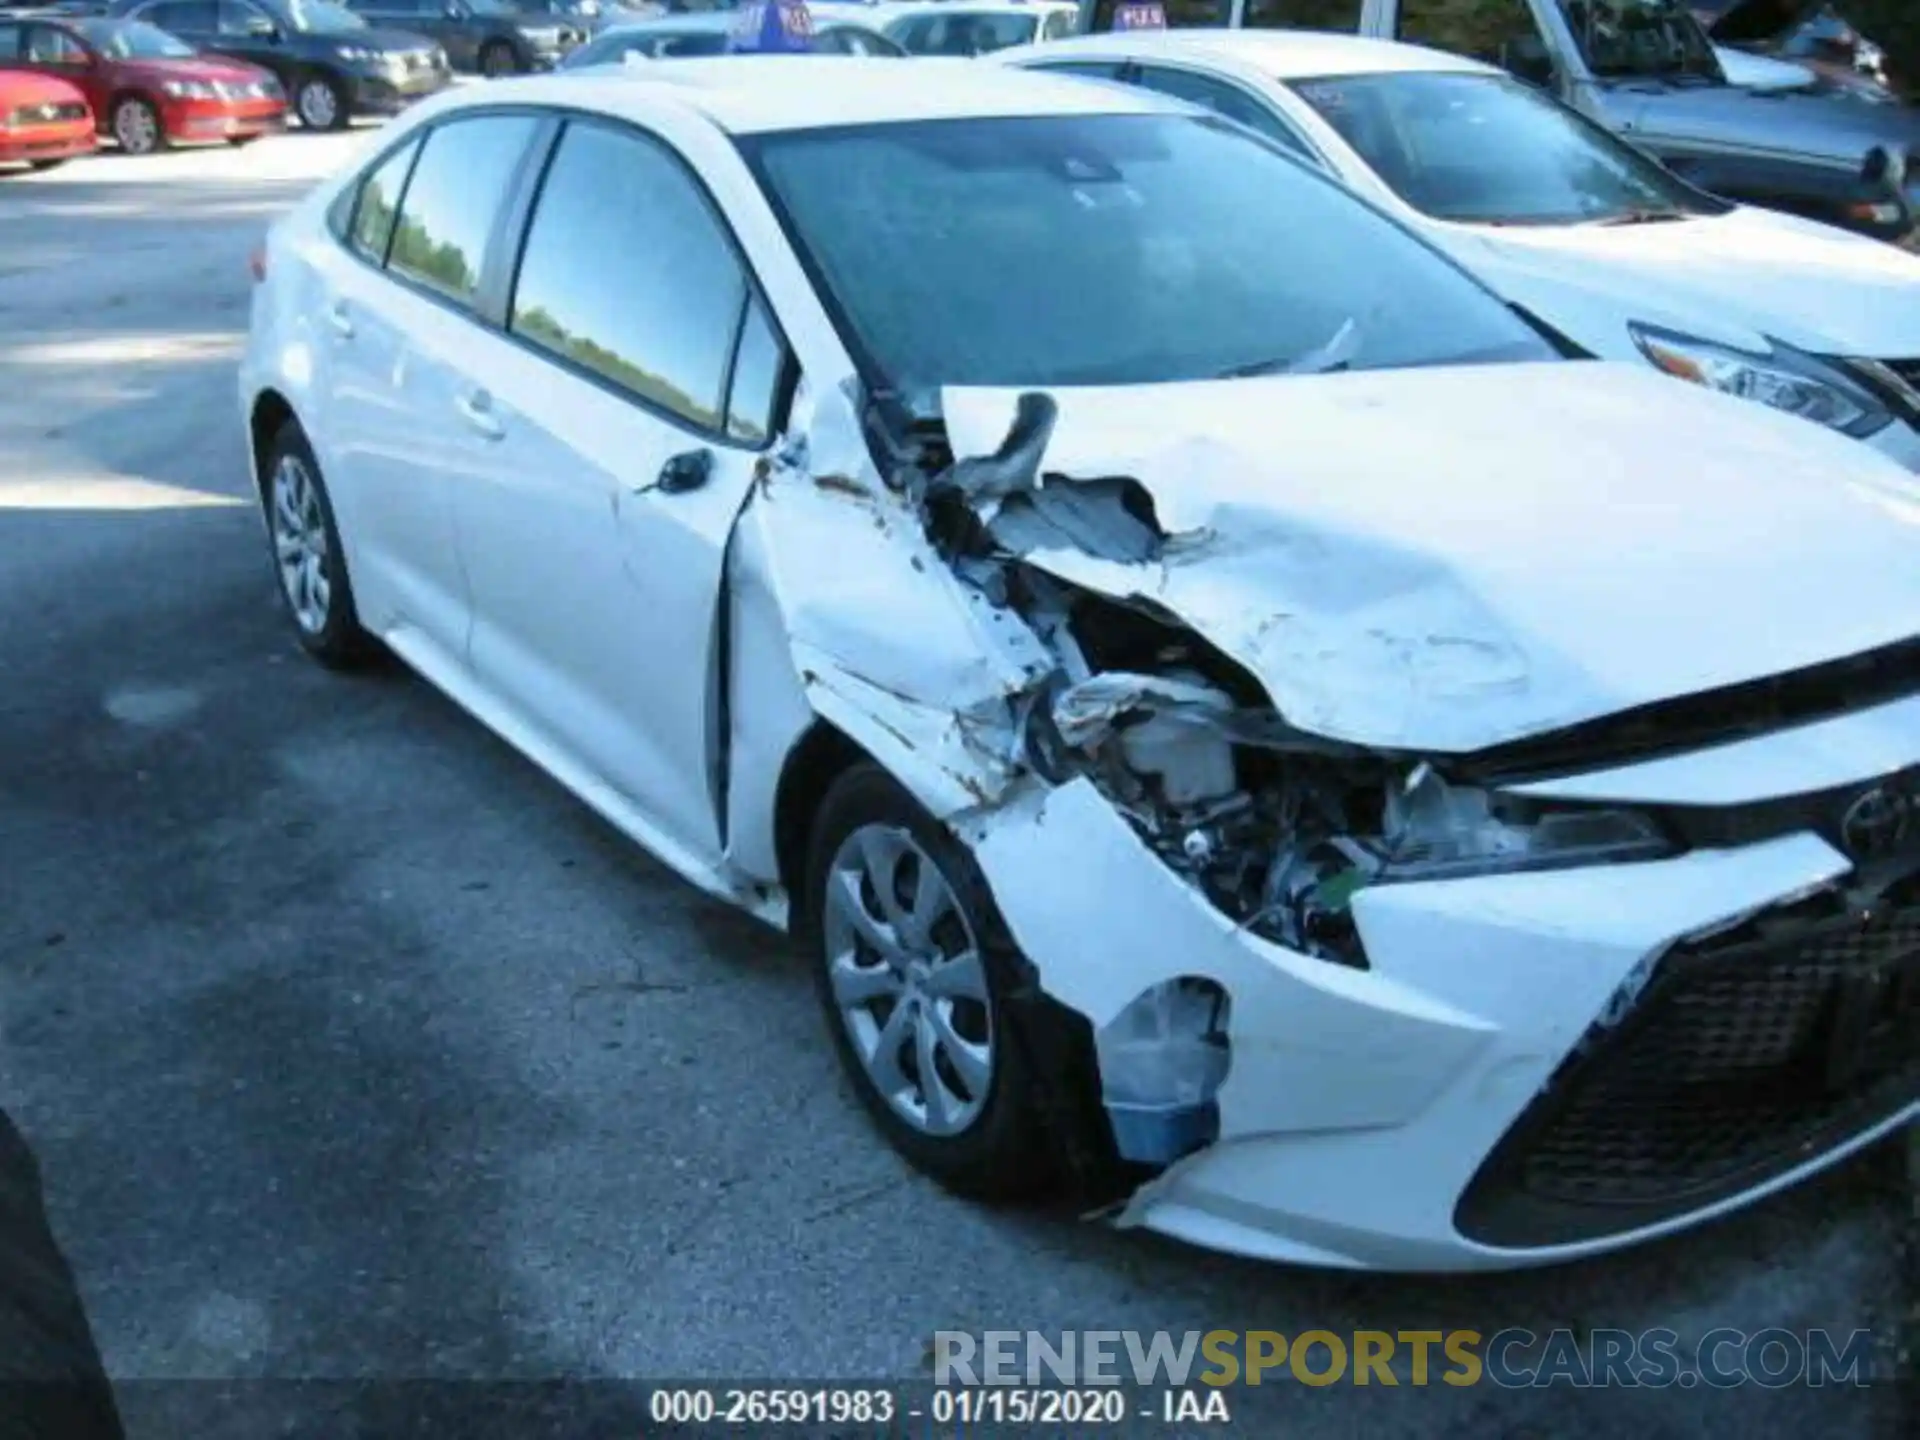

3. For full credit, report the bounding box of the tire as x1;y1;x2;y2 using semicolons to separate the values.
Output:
293;74;348;132
110;95;165;157
261;421;371;669
479;40;520;77
803;762;1058;1201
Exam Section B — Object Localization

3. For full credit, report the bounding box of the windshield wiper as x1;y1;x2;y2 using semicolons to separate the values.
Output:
1594;208;1692;226
1217;317;1360;379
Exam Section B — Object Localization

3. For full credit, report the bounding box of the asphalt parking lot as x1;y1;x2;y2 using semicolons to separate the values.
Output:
0;132;1912;1438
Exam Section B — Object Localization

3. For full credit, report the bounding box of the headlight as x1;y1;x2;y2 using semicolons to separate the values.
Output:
162;79;217;98
335;45;375;62
1378;765;1675;882
1631;323;1894;438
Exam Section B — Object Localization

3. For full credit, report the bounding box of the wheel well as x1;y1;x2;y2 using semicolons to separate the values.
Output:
249;390;297;500
107;89;153;120
772;721;867;931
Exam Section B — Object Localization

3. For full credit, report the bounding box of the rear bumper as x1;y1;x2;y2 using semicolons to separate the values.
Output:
0;125;96;164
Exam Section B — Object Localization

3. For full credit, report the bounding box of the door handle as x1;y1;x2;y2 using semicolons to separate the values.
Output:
455;388;504;440
325;301;353;338
646;448;712;495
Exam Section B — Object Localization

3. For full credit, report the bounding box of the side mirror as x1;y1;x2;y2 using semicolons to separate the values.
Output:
246;19;281;38
1501;36;1556;90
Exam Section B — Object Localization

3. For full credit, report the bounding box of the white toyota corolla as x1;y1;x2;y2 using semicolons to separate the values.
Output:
241;57;1920;1272
995;30;1920;470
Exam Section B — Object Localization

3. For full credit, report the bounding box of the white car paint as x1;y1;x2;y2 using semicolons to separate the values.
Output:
1714;43;1818;93
243;59;1920;1271
870;0;1079;51
993;30;1920;469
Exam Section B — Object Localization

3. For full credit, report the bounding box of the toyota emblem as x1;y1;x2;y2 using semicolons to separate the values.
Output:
1840;783;1914;862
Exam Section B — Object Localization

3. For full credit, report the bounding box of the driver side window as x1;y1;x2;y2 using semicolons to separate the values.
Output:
1396;0;1554;85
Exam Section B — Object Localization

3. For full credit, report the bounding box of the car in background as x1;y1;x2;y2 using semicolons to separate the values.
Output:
513;0;643;37
341;0;577;74
106;0;451;130
557;6;903;61
1697;1;1898;102
2;15;284;153
0;64;92;169
999;29;1920;467
246;59;1920;1274
1075;1;1920;243
877;0;1076;55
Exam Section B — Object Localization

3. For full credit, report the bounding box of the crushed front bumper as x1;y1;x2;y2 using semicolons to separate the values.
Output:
966;776;1918;1272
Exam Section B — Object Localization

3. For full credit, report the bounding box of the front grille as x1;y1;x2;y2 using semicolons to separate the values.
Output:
1456;882;1920;1249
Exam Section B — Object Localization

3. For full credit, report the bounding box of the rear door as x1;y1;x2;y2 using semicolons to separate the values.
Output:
315;110;543;659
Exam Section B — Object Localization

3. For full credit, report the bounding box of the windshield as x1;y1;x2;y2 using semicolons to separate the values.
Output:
742;113;1556;410
1557;0;1724;81
76;19;195;56
1293;71;1721;225
894;13;1039;55
283;0;368;31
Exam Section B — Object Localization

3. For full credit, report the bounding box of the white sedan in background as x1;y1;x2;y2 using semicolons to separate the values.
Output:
995;29;1920;469
875;0;1079;55
243;58;1920;1271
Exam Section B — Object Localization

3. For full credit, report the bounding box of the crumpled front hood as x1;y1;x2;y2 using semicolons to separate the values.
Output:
1455;205;1920;356
942;363;1920;754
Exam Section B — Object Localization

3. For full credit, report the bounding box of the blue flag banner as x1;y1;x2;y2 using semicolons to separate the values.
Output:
728;0;816;52
1113;1;1166;29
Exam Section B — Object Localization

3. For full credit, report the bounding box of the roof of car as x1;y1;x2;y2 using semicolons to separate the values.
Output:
1028;28;1499;81
459;54;1182;134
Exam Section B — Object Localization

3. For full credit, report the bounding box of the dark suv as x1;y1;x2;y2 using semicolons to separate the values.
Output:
106;0;451;128
342;0;577;73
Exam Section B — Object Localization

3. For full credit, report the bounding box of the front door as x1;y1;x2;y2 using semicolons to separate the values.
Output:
448;115;784;863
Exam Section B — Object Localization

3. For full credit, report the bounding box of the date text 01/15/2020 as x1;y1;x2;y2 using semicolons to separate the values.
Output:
643;1385;1228;1427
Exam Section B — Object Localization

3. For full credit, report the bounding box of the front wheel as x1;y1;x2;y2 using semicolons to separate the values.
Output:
293;75;348;132
111;96;165;157
804;763;1058;1200
262;422;371;668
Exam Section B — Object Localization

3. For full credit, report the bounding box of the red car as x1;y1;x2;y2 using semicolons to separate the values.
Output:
0;68;94;173
0;16;285;156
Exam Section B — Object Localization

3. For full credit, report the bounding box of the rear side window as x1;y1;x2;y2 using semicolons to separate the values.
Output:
347;137;421;264
387;113;538;306
509;120;752;433
1129;63;1313;154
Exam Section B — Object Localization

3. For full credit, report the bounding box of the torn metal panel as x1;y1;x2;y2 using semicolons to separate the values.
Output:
731;381;1055;819
940;367;1920;753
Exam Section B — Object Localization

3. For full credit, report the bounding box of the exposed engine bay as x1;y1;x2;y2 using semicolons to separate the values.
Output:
867;389;1669;969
